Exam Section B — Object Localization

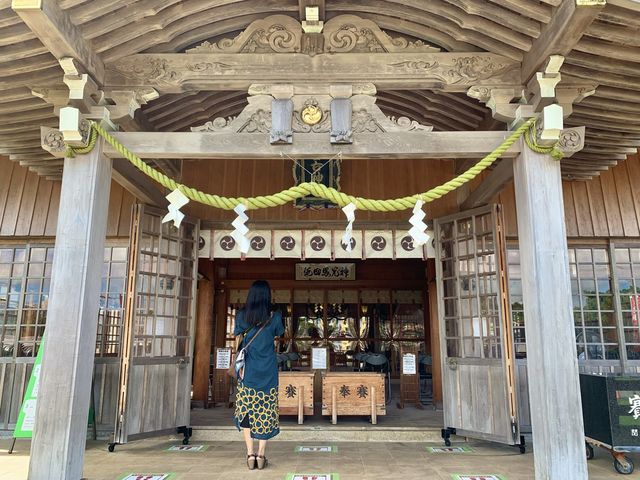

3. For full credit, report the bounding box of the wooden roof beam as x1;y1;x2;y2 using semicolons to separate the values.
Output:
461;158;514;210
521;0;605;82
12;0;105;84
104;52;521;94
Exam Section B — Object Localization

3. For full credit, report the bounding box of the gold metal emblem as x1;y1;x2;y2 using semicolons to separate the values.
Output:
301;105;322;125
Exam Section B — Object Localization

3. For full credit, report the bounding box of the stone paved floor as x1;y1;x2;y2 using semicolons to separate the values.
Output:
1;437;638;479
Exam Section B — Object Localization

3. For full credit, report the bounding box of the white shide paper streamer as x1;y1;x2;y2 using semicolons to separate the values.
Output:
408;199;429;246
231;204;251;254
341;202;357;252
161;189;189;228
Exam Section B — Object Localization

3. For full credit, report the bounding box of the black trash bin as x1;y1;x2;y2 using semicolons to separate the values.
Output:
580;373;640;474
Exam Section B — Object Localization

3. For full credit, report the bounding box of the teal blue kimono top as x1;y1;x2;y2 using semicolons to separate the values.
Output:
234;309;285;391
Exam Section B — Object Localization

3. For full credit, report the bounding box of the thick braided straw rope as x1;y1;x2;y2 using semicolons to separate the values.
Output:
523;119;564;160
71;117;544;212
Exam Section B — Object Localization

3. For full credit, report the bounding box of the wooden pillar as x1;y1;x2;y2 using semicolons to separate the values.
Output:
214;287;228;348
513;140;587;479
192;277;214;406
428;279;443;407
29;138;111;480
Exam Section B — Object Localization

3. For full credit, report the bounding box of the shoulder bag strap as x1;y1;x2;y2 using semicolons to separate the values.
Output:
241;313;273;351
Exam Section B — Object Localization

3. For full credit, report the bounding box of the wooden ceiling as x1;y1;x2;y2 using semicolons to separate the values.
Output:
1;0;639;180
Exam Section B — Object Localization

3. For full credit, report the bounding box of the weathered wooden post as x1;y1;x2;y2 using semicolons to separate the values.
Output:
28;108;112;480
513;136;588;479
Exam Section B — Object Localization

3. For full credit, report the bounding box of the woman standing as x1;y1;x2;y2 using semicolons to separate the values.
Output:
233;280;284;470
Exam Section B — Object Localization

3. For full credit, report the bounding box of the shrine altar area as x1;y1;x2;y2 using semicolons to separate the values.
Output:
190;376;443;443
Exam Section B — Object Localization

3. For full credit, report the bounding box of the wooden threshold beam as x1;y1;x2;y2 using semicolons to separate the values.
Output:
12;0;105;83
522;0;605;81
461;159;514;210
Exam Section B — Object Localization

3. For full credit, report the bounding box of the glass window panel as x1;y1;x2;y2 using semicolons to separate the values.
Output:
586;344;604;360
444;298;457;318
29;248;45;262
581;279;596;294
584;328;602;344
445;318;459;337
601;311;616;327
576;249;592;263
596;277;611;293
446;339;460;357
457;219;472;236
112;247;128;262
627;346;640;360
0;249;13;263
602;328;618;343
605;345;619;360
616;249;630;263
8;294;20;308
11;262;24;276
14;249;25;262
599;294;613;310
109;278;125;294
583;311;599;326
464;338;481;357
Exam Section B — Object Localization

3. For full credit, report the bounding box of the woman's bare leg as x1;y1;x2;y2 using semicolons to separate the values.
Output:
242;428;254;455
257;439;267;457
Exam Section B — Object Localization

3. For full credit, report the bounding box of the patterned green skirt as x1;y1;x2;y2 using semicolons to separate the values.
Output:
234;383;280;440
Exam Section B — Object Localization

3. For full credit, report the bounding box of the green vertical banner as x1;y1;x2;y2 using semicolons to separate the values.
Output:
13;335;46;438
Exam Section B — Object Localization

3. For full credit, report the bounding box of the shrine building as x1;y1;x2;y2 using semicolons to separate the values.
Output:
0;1;640;479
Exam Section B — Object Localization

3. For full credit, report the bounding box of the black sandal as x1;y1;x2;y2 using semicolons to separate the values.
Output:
247;454;257;470
257;455;268;470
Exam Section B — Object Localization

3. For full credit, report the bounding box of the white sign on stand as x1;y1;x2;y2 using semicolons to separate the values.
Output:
312;347;327;370
216;348;231;369
402;353;417;375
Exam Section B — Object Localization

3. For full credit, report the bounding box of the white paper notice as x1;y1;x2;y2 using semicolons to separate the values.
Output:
21;399;37;432
402;353;417;375
311;348;327;370
31;364;41;397
216;348;231;369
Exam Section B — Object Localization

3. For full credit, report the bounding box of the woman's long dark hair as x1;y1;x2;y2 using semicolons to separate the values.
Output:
243;280;272;326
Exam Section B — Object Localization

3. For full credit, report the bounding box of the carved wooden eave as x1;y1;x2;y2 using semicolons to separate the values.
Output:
105;16;517;95
3;2;640;181
185;14;441;55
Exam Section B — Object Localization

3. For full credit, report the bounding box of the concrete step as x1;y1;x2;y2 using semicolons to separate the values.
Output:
192;425;445;443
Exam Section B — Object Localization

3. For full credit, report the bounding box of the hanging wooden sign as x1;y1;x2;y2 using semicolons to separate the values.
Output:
295;263;355;281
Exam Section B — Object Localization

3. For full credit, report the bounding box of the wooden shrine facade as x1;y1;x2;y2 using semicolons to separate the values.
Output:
2;2;640;480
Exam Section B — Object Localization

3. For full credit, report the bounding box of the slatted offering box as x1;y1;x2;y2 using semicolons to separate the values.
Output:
321;372;385;424
279;372;315;424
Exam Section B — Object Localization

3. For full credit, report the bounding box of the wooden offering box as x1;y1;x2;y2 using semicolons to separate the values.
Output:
322;372;386;424
278;371;315;424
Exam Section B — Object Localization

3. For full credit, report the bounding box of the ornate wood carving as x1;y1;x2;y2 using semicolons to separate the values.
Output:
189;89;433;136
186;14;439;55
322;15;439;53
186;15;303;54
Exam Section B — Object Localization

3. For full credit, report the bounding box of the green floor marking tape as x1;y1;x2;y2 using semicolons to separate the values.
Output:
117;473;177;480
451;475;506;480
165;444;209;452
426;446;473;453
286;474;340;480
295;445;338;453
